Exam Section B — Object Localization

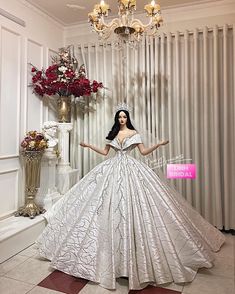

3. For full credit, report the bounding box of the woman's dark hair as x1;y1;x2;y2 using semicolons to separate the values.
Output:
106;110;135;140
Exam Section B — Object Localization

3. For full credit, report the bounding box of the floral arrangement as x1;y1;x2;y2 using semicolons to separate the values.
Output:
30;46;103;98
21;131;48;151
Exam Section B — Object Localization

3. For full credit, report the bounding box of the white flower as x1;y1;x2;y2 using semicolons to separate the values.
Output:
58;66;67;73
29;141;35;148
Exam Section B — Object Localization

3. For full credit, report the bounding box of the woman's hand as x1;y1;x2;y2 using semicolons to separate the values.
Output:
158;140;169;146
80;142;90;148
138;140;169;156
80;142;110;156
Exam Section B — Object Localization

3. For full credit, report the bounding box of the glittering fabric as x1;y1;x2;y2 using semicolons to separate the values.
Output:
36;133;225;290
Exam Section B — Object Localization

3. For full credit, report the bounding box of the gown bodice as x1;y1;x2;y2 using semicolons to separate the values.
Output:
107;133;142;155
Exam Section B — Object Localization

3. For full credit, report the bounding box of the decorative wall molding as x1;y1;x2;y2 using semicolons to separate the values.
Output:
0;1;64;218
0;169;19;218
21;36;28;136
19;0;64;30
26;39;43;131
0;155;19;160
0;168;19;175
27;37;43;47
163;0;234;12
0;8;25;27
0;26;21;157
162;0;235;22
0;210;17;221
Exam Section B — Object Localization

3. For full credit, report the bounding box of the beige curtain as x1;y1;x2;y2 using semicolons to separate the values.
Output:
70;25;235;230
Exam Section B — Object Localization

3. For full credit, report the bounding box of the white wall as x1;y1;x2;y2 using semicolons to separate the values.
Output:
0;0;64;219
0;0;234;220
65;0;235;45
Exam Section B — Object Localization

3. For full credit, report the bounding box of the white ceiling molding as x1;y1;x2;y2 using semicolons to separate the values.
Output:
161;0;235;22
66;0;224;26
23;0;230;27
19;0;64;30
64;0;235;38
0;8;26;27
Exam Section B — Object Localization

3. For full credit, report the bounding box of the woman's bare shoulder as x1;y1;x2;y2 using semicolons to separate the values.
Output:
128;129;138;136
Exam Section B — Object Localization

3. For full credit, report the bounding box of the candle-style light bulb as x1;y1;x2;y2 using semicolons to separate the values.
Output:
151;0;155;6
95;0;109;16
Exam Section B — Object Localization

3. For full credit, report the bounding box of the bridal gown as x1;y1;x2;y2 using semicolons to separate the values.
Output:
36;133;225;290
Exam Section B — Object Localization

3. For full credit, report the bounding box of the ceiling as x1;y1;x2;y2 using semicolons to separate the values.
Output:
25;0;208;26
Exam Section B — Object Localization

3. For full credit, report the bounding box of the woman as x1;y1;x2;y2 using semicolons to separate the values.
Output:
36;107;225;291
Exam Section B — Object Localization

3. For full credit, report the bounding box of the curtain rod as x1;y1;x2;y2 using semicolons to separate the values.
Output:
76;24;233;49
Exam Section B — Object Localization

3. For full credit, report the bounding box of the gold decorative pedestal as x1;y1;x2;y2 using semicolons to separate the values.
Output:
15;150;46;219
57;96;71;123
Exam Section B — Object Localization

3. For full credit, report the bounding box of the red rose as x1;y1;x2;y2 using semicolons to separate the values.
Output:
46;72;57;81
34;85;45;96
84;87;91;96
32;76;39;83
65;70;75;79
30;58;103;99
36;71;42;78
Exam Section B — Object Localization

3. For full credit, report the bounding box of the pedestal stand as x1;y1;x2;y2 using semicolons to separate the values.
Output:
15;151;45;219
56;123;79;194
36;149;61;210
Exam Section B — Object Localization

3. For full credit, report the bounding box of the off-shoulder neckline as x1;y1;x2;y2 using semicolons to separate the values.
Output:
116;132;138;145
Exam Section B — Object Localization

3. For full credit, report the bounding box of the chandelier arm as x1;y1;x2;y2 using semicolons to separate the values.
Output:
130;18;154;29
146;27;158;36
92;18;120;33
102;28;115;40
88;1;163;43
102;18;121;29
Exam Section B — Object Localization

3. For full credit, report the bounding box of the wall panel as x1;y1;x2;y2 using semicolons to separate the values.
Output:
0;27;21;157
26;39;43;131
0;169;18;217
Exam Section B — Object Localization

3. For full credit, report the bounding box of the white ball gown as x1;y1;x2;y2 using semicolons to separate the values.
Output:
36;133;225;290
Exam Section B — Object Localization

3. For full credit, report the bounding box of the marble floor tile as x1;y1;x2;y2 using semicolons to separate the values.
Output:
0;276;34;294
198;254;234;279
28;285;65;294
5;257;54;285
182;274;234;294
31;253;49;262
0;255;29;276
215;234;234;259
129;285;181;293
79;278;129;294
1;233;235;294
160;282;184;292
38;270;88;294
18;243;38;257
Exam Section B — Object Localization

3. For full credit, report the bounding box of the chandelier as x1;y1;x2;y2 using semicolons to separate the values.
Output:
88;0;163;46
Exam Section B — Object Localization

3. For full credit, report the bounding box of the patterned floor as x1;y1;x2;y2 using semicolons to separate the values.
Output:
38;270;181;294
0;233;234;294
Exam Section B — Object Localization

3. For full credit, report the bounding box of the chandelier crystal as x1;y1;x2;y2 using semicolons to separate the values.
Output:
88;0;163;47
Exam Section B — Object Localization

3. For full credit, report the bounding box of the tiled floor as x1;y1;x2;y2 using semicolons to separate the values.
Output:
0;233;234;294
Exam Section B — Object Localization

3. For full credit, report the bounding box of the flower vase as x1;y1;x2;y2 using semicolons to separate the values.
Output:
15;150;45;219
57;96;71;123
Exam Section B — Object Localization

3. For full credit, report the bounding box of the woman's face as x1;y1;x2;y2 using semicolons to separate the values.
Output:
118;111;127;126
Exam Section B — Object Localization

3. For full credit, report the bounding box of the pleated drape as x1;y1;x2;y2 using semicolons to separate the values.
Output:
70;25;235;230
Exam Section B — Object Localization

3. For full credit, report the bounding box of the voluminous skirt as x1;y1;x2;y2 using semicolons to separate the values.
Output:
36;154;225;290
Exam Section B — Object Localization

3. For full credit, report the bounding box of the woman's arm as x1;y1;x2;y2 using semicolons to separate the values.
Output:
138;140;169;156
80;142;110;156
